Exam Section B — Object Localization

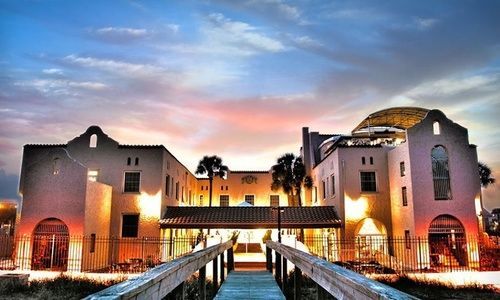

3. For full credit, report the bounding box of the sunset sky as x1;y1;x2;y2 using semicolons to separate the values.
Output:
1;1;499;209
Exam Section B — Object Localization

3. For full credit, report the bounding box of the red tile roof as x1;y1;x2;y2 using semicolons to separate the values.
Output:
159;206;341;229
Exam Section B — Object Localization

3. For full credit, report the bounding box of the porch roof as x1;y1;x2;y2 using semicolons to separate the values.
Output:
159;206;342;229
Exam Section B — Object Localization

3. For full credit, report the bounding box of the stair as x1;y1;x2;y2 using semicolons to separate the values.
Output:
234;243;263;253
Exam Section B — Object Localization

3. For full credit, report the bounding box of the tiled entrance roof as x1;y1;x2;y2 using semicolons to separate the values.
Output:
159;206;341;229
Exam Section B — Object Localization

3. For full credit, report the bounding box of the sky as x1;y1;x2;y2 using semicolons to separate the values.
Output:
0;0;499;210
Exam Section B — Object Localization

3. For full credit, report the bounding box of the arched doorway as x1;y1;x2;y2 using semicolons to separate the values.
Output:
31;218;69;271
428;214;467;267
354;218;388;261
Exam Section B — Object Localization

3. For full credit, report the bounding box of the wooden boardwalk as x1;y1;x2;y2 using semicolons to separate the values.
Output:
214;271;285;300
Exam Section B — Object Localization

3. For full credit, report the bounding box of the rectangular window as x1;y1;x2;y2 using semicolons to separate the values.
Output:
404;230;411;249
270;195;280;207
88;170;98;182
400;162;405;177
201;186;204;191
402;187;408;206
199;195;204;206
361;157;366;165
369;157;374;165
122;214;139;238
221;185;224;190
90;233;96;253
360;172;376;192
171;178;174;196
330;174;335;196
175;182;179;200
165;175;171;195
322;180;326;199
124;172;140;193
220;195;229;207
181;186;184;202
244;195;255;205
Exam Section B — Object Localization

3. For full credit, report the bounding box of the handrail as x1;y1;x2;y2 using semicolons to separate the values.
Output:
86;239;234;300
266;241;418;300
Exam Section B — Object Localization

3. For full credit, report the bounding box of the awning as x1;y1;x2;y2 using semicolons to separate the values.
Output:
159;206;342;229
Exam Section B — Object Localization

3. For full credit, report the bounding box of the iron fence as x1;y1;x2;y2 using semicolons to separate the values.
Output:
0;235;196;273
303;234;499;274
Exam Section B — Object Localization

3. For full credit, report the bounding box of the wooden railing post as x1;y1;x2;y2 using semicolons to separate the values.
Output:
212;256;218;294
220;251;225;283
275;252;282;286
199;265;206;300
266;246;272;272
294;266;302;300
227;247;234;272
282;257;287;291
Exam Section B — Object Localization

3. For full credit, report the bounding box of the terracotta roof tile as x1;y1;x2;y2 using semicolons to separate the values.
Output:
159;206;341;229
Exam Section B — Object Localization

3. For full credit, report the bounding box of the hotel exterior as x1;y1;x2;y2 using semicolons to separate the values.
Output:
13;107;485;272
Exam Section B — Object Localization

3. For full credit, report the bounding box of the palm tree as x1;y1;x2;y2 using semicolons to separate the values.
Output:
195;155;229;207
271;153;313;207
478;162;495;188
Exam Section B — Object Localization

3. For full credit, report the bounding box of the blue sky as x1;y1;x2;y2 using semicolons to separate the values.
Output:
1;0;499;209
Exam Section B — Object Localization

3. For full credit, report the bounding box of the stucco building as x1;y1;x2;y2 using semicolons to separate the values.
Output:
15;107;484;271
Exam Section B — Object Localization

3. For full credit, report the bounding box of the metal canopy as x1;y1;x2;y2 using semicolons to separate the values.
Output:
352;107;429;134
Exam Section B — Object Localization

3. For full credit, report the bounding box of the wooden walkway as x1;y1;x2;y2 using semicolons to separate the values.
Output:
214;271;285;300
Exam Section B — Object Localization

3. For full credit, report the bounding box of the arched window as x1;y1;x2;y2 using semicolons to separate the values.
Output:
89;134;97;148
135;157;139;165
433;121;440;135
127;157;131;166
431;146;451;200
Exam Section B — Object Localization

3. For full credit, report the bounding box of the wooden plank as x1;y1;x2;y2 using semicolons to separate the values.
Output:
214;271;285;300
266;241;418;300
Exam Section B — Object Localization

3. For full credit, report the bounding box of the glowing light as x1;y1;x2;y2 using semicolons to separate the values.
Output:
474;196;482;216
139;191;162;218
345;196;369;220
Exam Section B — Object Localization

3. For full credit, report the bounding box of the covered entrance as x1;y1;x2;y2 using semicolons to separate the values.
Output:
428;214;467;267
31;218;69;271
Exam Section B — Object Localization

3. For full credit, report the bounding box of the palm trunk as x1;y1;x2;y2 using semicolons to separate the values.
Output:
208;177;213;235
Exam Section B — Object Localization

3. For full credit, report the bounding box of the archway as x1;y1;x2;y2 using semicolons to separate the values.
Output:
31;218;69;271
354;218;388;261
428;214;467;267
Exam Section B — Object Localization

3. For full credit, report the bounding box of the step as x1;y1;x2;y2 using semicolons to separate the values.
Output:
215;271;285;300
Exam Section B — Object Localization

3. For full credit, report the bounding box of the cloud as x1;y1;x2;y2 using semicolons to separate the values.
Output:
213;0;305;24
414;17;438;30
408;74;499;98
15;79;108;95
42;68;64;75
203;13;285;55
88;26;151;43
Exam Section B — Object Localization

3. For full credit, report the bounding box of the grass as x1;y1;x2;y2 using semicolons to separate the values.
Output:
0;274;125;300
376;275;500;299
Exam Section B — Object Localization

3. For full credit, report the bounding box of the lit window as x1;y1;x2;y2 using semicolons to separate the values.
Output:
400;162;405;177
431;146;451;200
433;121;440;135
124;172;140;193
360;172;376;192
88;170;99;182
402;187;408;206
122;215;139;238
199;195;204;206
244;195;254;205
270;195;279;207
89;134;97;148
220;195;229;207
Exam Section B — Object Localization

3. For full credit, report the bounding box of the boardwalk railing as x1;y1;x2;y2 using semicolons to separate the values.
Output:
266;241;418;300
85;239;235;300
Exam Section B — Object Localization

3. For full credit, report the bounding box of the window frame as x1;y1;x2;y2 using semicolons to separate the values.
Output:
219;195;229;207
402;186;408;206
123;171;141;193
244;194;255;205
360;171;377;192
121;214;139;238
400;161;405;177
270;195;280;207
